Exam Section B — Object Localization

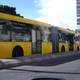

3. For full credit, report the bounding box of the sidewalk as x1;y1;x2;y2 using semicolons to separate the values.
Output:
0;59;23;69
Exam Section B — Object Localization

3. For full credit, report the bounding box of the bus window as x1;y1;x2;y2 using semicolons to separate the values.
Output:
0;24;10;41
42;27;51;42
58;31;67;42
12;26;31;42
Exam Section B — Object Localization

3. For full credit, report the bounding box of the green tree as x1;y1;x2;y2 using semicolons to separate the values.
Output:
0;5;23;17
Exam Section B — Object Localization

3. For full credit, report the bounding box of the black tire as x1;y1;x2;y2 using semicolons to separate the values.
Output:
61;45;65;52
77;46;79;51
12;46;24;57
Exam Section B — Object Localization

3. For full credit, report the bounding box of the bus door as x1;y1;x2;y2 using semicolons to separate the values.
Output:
32;29;42;54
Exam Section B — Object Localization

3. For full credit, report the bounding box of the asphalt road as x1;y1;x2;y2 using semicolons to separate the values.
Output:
0;52;80;80
0;59;80;80
17;52;80;66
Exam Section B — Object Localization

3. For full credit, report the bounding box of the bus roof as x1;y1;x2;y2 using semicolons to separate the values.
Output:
0;12;51;27
57;27;75;34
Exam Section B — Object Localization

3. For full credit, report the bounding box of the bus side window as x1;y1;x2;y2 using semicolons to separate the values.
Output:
42;27;51;42
0;24;10;41
12;26;31;42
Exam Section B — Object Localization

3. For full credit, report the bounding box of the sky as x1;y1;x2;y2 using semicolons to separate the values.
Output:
0;0;77;30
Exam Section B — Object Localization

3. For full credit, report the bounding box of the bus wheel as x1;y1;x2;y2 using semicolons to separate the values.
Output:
61;45;65;52
12;46;24;57
77;46;79;51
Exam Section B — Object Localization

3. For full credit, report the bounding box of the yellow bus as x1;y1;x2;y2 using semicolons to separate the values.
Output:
0;12;52;58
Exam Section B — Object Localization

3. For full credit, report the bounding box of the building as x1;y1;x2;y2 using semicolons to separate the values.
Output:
75;0;80;51
77;0;80;26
